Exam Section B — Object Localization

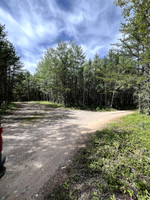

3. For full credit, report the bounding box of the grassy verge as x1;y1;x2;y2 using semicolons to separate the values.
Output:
47;113;150;200
0;103;18;118
13;101;120;111
96;107;117;112
21;114;67;124
60;104;117;111
29;101;63;108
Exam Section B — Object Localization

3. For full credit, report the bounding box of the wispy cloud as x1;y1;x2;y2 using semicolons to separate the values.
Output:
0;0;123;73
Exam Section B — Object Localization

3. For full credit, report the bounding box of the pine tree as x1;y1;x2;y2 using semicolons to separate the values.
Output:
114;0;150;112
0;24;23;105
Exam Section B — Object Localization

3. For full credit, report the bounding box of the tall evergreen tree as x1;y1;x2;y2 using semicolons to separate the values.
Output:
0;24;23;105
114;0;150;112
36;41;85;105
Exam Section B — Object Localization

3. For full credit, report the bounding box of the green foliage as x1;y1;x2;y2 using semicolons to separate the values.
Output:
34;43;135;109
1;1;149;112
0;24;23;105
14;71;44;102
96;107;116;112
0;102;18;118
30;101;62;108
114;0;150;112
35;41;85;106
47;113;150;199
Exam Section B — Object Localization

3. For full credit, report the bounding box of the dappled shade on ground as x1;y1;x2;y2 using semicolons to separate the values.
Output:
0;102;133;199
47;113;150;200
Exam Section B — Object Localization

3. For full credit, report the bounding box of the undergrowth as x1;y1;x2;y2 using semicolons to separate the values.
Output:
29;101;62;108
47;113;150;200
0;102;18;118
30;101;117;111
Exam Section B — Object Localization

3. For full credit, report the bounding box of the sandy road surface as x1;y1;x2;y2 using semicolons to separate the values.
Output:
0;103;133;200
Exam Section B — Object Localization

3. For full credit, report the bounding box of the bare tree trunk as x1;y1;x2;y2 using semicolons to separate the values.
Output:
138;92;143;113
110;91;115;108
104;84;107;107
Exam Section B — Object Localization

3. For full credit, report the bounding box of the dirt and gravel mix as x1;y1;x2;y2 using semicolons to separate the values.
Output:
0;103;133;200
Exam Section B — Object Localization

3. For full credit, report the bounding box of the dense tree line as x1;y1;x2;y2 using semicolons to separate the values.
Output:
33;0;149;111
0;24;23;106
0;0;149;112
0;25;43;105
5;38;135;109
34;43;136;109
13;71;43;102
114;0;150;112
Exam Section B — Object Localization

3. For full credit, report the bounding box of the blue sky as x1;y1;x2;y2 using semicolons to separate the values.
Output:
0;0;123;74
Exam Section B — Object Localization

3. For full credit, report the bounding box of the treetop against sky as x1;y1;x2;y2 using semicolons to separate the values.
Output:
0;0;123;74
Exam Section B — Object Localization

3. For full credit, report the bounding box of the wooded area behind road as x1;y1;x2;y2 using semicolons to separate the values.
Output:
0;0;150;113
0;102;133;199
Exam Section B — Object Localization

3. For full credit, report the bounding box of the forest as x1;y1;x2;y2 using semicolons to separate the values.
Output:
0;0;149;113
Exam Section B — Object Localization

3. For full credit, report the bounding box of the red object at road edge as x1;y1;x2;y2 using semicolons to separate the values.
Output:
0;127;3;152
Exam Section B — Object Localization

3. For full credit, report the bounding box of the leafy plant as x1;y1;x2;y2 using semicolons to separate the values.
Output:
47;113;150;199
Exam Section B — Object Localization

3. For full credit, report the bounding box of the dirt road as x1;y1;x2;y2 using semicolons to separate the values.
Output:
0;103;133;200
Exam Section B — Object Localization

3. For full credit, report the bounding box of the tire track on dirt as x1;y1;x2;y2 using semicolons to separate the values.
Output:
0;103;133;200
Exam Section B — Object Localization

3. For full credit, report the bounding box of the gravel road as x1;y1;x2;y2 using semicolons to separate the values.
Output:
0;103;133;200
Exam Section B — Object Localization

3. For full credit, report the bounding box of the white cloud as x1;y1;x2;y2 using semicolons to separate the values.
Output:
0;0;123;73
22;61;37;74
